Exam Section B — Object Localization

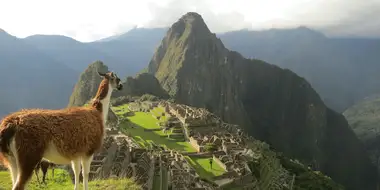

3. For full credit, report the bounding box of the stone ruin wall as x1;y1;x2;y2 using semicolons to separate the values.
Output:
160;102;258;189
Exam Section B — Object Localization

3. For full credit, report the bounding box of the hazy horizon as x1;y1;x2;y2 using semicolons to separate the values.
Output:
1;0;379;42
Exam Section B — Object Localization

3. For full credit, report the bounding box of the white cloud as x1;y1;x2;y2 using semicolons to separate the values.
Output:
0;0;379;42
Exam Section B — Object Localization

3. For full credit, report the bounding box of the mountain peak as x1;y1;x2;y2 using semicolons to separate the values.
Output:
148;12;224;91
179;12;204;22
86;60;108;72
170;12;211;38
68;61;109;107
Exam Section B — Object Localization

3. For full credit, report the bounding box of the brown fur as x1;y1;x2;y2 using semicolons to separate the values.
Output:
0;71;122;190
0;104;104;190
91;78;109;112
2;107;104;157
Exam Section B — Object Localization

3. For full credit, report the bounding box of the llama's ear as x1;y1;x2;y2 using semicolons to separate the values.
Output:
98;71;106;77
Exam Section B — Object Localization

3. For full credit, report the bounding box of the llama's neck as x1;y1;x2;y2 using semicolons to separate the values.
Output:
92;79;113;125
100;84;113;123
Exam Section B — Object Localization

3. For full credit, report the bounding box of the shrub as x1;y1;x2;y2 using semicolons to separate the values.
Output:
112;96;131;106
139;94;159;101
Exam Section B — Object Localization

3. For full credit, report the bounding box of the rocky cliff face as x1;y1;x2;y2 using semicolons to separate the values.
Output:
148;12;377;190
67;61;117;123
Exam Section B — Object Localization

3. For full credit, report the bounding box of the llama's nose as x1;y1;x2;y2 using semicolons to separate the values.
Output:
117;84;123;90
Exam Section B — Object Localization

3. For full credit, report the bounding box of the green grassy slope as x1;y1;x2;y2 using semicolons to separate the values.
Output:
0;169;140;190
112;103;227;177
113;103;196;152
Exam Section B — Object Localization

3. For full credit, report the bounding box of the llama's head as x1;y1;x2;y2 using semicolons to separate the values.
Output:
98;71;123;91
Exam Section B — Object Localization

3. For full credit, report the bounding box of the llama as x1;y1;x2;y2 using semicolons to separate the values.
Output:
34;160;55;184
0;71;123;190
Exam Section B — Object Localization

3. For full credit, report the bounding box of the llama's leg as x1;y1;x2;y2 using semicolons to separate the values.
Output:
71;159;81;190
7;156;19;185
7;138;20;187
81;155;93;190
41;164;48;184
12;154;41;190
42;170;47;184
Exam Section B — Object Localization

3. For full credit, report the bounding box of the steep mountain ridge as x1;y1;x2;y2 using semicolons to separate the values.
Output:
148;12;377;190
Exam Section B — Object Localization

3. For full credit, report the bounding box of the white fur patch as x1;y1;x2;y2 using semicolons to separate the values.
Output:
9;138;19;185
43;142;71;165
100;83;113;123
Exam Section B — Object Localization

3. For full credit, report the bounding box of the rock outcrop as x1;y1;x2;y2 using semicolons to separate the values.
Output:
148;12;377;190
67;61;117;124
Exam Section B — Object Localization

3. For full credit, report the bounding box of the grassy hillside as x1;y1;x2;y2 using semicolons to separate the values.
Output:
0;169;140;190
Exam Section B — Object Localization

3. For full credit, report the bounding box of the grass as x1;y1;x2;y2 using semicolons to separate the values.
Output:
150;106;167;123
113;104;196;153
128;112;161;130
120;121;195;152
185;157;226;180
0;169;140;190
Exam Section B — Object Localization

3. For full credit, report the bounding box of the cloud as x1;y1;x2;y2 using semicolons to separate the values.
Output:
143;0;380;37
317;0;380;37
0;0;379;41
143;0;252;32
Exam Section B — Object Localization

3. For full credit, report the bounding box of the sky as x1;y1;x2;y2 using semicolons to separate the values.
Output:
0;0;379;42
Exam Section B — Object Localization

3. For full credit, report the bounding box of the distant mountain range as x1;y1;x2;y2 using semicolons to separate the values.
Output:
0;27;167;116
0;30;78;117
2;24;380;115
218;27;380;113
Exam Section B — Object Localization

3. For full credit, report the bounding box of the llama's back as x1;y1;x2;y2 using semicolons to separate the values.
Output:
0;107;105;161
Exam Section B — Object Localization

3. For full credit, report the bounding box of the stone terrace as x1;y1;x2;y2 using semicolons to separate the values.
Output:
161;151;215;190
157;101;258;189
